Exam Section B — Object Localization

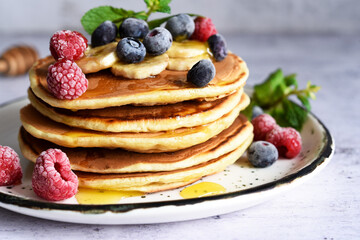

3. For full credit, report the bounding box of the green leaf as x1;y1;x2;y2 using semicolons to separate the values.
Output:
284;73;298;88
157;0;172;13
272;100;307;131
81;6;141;35
297;95;311;111
253;69;286;106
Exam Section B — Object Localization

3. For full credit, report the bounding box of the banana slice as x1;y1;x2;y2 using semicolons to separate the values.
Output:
76;42;118;74
167;53;210;71
111;54;169;79
167;40;209;58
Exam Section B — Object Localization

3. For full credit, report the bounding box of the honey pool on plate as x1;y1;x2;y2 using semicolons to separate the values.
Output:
75;182;226;204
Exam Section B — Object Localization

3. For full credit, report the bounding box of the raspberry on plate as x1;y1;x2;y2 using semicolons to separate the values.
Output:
280;127;302;158
266;127;302;158
0;146;22;186
50;30;88;61
191;17;217;42
32;149;78;201
252;114;277;141
47;59;88;100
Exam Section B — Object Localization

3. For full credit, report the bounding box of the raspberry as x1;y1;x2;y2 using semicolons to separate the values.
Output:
280;128;302;158
47;59;88;100
265;126;283;149
190;17;217;42
0;146;22;186
32;149;78;201
266;127;302;158
50;30;88;61
252;114;277;141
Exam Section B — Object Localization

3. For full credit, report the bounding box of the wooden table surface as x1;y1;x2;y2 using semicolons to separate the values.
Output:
0;33;359;240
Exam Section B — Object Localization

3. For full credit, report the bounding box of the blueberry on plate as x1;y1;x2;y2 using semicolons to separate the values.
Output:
119;18;149;39
116;37;146;63
143;27;173;56
252;105;264;119
208;34;228;61
165;14;195;41
91;21;118;47
187;59;216;87
248;141;279;168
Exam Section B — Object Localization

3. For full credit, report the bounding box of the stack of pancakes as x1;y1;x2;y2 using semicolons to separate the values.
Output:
19;49;253;193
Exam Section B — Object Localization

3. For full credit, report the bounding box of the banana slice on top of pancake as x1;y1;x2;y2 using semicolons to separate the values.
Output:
111;54;169;79
76;42;118;74
167;40;209;58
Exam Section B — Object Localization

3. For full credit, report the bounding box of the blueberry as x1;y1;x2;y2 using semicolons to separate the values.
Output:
116;37;146;63
187;59;216;87
208;34;228;61
252;105;264;119
143;27;173;56
91;21;117;47
248;141;278;168
165;14;195;41
119;18;149;39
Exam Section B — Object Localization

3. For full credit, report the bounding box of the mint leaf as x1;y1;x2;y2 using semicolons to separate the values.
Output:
268;100;307;131
248;69;320;130
157;0;171;13
297;95;311;111
81;6;122;35
253;69;286;107
81;6;147;35
144;0;171;16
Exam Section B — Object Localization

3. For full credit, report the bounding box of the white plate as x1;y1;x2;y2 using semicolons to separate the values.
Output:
0;98;334;224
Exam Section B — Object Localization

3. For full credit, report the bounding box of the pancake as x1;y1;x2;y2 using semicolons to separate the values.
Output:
20;95;249;152
29;53;248;110
21;133;252;193
28;88;244;132
19;114;253;173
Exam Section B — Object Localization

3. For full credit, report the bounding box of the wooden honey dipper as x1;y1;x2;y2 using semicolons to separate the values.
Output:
0;45;38;76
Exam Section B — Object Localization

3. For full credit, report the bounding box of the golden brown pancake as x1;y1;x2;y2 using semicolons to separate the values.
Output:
28;88;244;132
19;114;253;173
20;96;249;152
29;53;248;109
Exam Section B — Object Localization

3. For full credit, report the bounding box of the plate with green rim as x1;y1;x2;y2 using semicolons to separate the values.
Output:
0;97;334;224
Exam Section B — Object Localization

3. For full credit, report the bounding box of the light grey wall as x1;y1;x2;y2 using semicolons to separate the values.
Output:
0;0;359;35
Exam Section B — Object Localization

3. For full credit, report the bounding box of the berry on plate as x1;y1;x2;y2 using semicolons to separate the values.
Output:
165;14;195;41
91;21;117;47
143;27;173;56
191;17;217;42
266;127;302;158
116;37;146;63
248;141;279;168
47;59;88;100
0;146;22;186
32;149;78;201
252;114;277;141
208;34;228;61
187;59;216;87
50;30;88;61
119;18;149;39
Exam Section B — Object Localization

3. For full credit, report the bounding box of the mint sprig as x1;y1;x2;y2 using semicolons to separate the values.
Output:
244;69;320;131
81;0;173;35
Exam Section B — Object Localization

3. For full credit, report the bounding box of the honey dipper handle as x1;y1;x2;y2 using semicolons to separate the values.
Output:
0;59;8;73
0;45;38;76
